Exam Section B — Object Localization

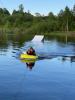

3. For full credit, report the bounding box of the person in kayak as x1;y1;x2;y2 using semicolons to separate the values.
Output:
26;47;36;56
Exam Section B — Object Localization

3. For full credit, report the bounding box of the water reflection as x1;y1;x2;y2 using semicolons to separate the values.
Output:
20;55;75;70
1;33;75;99
61;56;75;63
21;59;35;70
1;33;75;65
26;62;35;70
46;34;75;43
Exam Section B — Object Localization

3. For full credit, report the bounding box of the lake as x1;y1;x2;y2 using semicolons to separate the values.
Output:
0;34;75;100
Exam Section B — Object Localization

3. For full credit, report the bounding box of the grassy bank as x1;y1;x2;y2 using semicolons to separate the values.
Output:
0;27;75;37
45;32;75;37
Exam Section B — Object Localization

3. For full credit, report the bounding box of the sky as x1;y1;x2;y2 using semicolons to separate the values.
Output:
0;0;74;15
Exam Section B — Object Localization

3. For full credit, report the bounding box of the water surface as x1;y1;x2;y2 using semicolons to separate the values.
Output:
0;35;75;100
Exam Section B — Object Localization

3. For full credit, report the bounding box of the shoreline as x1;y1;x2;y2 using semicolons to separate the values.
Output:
0;28;75;37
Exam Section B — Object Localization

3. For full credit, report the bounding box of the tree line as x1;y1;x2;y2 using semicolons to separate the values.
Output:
0;4;75;34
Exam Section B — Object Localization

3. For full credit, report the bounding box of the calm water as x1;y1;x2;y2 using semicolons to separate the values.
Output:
0;35;75;100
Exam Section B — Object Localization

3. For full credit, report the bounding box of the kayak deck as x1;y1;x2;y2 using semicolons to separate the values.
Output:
20;54;38;60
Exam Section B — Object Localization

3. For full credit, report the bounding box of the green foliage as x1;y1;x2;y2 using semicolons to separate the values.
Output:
19;4;24;13
0;4;75;34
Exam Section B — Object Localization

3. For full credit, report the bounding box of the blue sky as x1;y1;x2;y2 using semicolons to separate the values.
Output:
0;0;74;15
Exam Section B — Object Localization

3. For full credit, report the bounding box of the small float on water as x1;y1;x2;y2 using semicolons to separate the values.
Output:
20;53;38;60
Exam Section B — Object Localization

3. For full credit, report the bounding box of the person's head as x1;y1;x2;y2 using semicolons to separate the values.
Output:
30;47;33;50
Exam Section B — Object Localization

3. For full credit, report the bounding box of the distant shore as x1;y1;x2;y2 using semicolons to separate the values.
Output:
45;32;75;37
0;28;75;37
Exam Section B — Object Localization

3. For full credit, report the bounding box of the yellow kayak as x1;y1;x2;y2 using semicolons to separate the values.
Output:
20;54;38;60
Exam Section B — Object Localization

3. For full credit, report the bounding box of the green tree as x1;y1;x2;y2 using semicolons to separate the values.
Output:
58;10;64;31
64;6;72;31
19;4;24;13
73;5;75;16
3;8;10;15
35;13;41;17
